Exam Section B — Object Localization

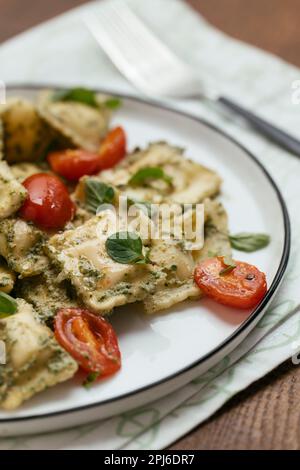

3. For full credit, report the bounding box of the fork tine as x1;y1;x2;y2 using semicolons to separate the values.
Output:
85;3;180;71
84;1;199;96
107;2;182;65
84;10;148;87
97;10;146;65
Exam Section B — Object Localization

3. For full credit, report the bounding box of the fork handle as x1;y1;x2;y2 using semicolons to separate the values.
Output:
217;96;300;156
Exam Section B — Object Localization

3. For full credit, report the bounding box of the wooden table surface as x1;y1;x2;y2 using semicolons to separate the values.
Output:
1;0;299;450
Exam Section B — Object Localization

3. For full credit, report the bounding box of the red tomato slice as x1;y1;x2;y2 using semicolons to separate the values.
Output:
98;126;126;170
19;173;75;230
194;257;267;309
48;149;101;181
54;308;121;379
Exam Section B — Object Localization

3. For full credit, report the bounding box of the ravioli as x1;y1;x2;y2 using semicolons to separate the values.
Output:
0;161;27;219
195;198;232;262
0;98;53;163
0;262;15;293
38;90;110;152
16;268;79;327
46;212;166;314
0;118;4;160
98;142;221;204
0;299;78;410
143;238;201;314
11;162;43;182
0;219;49;277
143;199;231;314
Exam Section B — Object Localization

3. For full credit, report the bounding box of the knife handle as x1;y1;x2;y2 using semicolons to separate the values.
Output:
218;96;300;157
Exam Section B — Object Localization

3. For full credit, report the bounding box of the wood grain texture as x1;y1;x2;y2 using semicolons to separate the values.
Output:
0;0;87;43
188;0;300;67
171;361;300;450
0;0;299;450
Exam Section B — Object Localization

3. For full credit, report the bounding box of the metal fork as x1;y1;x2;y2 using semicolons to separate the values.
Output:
84;2;300;157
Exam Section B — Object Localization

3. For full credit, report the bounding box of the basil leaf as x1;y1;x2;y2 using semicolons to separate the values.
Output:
0;292;18;318
229;232;270;252
129;167;172;187
52;88;99;108
106;232;147;264
85;179;115;214
104;98;122;109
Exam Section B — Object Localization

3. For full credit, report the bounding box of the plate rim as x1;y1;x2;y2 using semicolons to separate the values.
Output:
0;83;291;423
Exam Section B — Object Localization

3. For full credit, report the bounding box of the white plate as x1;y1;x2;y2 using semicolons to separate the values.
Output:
0;85;290;437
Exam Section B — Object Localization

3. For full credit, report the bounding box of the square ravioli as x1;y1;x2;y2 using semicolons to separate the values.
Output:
0;299;78;410
0;218;49;277
98;142;221;204
38;90;111;152
143;198;232;314
143;238;201;314
16;268;79;326
0;161;27;219
195;198;232;262
0;98;53;163
46;212;166;314
0;118;3;160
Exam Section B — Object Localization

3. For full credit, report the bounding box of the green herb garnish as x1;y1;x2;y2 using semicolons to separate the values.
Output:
85;179;115;214
129;167;173;187
104;97;122;109
52;87;99;108
219;265;236;276
219;256;236;276
52;88;122;111
229;233;270;252
106;231;149;265
83;372;100;388
0;292;18;318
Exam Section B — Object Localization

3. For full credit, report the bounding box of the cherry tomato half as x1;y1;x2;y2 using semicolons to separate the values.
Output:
19;173;75;230
54;308;121;378
194;257;267;309
98;126;126;170
48;149;101;182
